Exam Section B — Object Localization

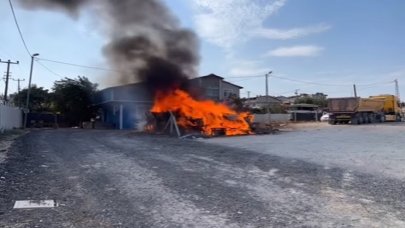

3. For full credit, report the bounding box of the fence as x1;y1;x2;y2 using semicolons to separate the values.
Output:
253;114;292;123
289;111;322;122
0;104;22;130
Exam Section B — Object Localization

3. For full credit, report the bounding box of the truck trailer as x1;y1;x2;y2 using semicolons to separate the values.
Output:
327;97;385;125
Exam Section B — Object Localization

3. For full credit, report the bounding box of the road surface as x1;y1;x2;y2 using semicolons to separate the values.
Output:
207;122;405;179
1;129;405;227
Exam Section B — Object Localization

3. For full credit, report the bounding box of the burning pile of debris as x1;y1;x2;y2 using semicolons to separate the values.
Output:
145;89;253;137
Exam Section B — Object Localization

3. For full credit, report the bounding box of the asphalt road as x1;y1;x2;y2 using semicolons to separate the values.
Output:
1;129;405;227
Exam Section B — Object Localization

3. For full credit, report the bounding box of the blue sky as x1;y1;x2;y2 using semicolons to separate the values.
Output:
0;0;404;99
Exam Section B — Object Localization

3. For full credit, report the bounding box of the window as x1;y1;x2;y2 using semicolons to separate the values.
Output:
206;87;219;97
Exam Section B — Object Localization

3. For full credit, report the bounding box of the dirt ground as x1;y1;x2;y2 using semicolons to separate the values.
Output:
207;122;405;179
1;127;405;227
0;130;27;164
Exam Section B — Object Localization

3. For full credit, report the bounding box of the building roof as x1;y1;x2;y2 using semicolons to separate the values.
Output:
97;73;243;102
198;73;224;80
221;80;243;89
276;96;289;101
245;96;281;103
95;82;153;105
190;74;243;89
100;82;144;91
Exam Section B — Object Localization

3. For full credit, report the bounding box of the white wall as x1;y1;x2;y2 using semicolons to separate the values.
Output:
0;105;22;130
253;114;291;123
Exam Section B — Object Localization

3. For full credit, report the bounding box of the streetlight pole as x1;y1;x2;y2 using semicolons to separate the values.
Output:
24;53;39;129
265;71;272;124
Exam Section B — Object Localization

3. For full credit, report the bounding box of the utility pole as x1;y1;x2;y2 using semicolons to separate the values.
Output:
353;84;357;98
394;79;400;100
10;78;25;107
24;53;39;129
11;78;25;93
265;71;272;124
0;59;19;104
394;79;402;116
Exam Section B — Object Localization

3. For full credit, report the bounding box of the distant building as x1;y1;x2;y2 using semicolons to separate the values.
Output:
244;96;282;109
281;95;300;105
95;74;243;129
312;92;328;100
190;74;243;101
280;92;328;106
275;96;289;103
275;96;298;105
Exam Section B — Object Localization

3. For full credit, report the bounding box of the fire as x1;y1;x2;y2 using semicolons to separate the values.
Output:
151;89;253;136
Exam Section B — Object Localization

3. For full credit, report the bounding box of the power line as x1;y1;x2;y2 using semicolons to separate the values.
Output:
5;2;400;92
8;0;68;80
226;75;263;79
270;75;350;87
228;73;357;86
36;60;65;78
38;58;120;72
275;88;307;96
8;0;116;76
8;0;31;56
357;81;395;91
227;77;262;83
356;80;395;87
270;74;396;88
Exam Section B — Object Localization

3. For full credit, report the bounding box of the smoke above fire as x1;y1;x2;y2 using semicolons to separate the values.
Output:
17;0;199;93
16;0;88;18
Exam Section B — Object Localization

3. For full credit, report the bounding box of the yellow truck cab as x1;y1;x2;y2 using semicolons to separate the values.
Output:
369;95;403;122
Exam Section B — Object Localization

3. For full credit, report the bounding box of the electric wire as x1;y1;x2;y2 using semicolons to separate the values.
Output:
36;60;65;78
38;58;120;72
8;0;31;56
6;2;399;94
9;0;106;77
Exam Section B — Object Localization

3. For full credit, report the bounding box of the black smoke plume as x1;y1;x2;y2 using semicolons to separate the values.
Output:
17;0;199;93
17;0;88;15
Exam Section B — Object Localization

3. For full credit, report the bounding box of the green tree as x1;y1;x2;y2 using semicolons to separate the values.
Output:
227;95;246;111
295;97;311;105
52;76;98;126
11;85;52;112
295;95;328;108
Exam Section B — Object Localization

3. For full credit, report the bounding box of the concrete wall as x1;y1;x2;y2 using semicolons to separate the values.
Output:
253;113;291;123
0;105;22;130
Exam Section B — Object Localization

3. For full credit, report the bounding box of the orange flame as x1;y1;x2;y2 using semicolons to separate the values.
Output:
151;89;253;136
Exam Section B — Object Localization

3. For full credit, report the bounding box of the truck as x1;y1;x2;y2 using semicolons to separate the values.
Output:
327;97;385;125
369;95;403;122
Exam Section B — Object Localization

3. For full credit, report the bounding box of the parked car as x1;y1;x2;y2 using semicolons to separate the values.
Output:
320;112;330;122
